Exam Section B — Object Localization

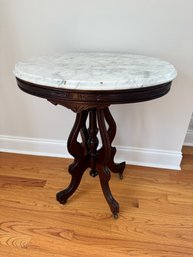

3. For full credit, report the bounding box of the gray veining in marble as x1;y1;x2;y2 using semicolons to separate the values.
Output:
14;53;177;90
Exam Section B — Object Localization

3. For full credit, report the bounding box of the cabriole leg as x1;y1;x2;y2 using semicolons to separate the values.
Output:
97;108;119;218
56;111;89;204
103;107;126;179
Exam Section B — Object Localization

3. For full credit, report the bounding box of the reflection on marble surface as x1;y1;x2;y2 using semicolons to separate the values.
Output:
14;53;177;90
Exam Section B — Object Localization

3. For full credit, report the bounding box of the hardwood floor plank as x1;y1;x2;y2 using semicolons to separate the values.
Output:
0;175;46;187
0;147;193;257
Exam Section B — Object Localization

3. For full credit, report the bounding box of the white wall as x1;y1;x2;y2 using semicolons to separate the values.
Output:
1;0;193;169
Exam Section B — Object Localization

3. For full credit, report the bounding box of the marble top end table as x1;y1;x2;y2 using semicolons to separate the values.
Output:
14;53;177;218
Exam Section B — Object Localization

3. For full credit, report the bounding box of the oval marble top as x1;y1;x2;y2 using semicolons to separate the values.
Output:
14;53;177;91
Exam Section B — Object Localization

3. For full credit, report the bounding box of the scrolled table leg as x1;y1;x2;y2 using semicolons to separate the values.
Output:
98;165;119;217
97;109;119;217
56;158;89;204
103;107;126;178
56;111;89;204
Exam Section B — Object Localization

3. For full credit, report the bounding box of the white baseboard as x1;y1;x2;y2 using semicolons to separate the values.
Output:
0;135;182;170
0;135;69;158
115;145;181;170
184;129;193;147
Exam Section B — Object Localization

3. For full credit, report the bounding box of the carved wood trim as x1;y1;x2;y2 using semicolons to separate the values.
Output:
16;77;172;113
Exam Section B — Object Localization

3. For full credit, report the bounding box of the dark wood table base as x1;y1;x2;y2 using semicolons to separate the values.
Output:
16;78;172;218
56;107;125;218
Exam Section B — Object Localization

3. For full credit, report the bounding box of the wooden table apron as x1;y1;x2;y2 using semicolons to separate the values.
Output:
16;77;172;218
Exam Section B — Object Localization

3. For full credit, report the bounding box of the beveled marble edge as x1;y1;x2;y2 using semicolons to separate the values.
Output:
14;73;176;90
14;53;177;91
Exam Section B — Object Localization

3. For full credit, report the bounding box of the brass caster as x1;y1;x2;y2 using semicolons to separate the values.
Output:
113;213;119;219
119;173;123;180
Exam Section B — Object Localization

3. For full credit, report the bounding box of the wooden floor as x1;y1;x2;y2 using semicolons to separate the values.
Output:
0;147;193;257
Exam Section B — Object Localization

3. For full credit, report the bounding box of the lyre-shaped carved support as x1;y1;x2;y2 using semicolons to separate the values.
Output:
56;107;125;218
56;110;89;204
96;109;119;218
103;108;126;179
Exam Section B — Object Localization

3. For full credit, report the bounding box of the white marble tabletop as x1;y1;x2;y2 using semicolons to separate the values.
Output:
14;52;177;91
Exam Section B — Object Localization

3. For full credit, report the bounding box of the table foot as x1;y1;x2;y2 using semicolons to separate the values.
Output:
56;158;88;204
109;151;126;178
89;169;98;177
113;213;119;219
119;173;124;180
98;144;126;179
56;190;68;204
98;166;120;217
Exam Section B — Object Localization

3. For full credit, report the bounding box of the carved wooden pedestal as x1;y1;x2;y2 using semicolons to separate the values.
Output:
16;77;172;218
56;107;125;218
